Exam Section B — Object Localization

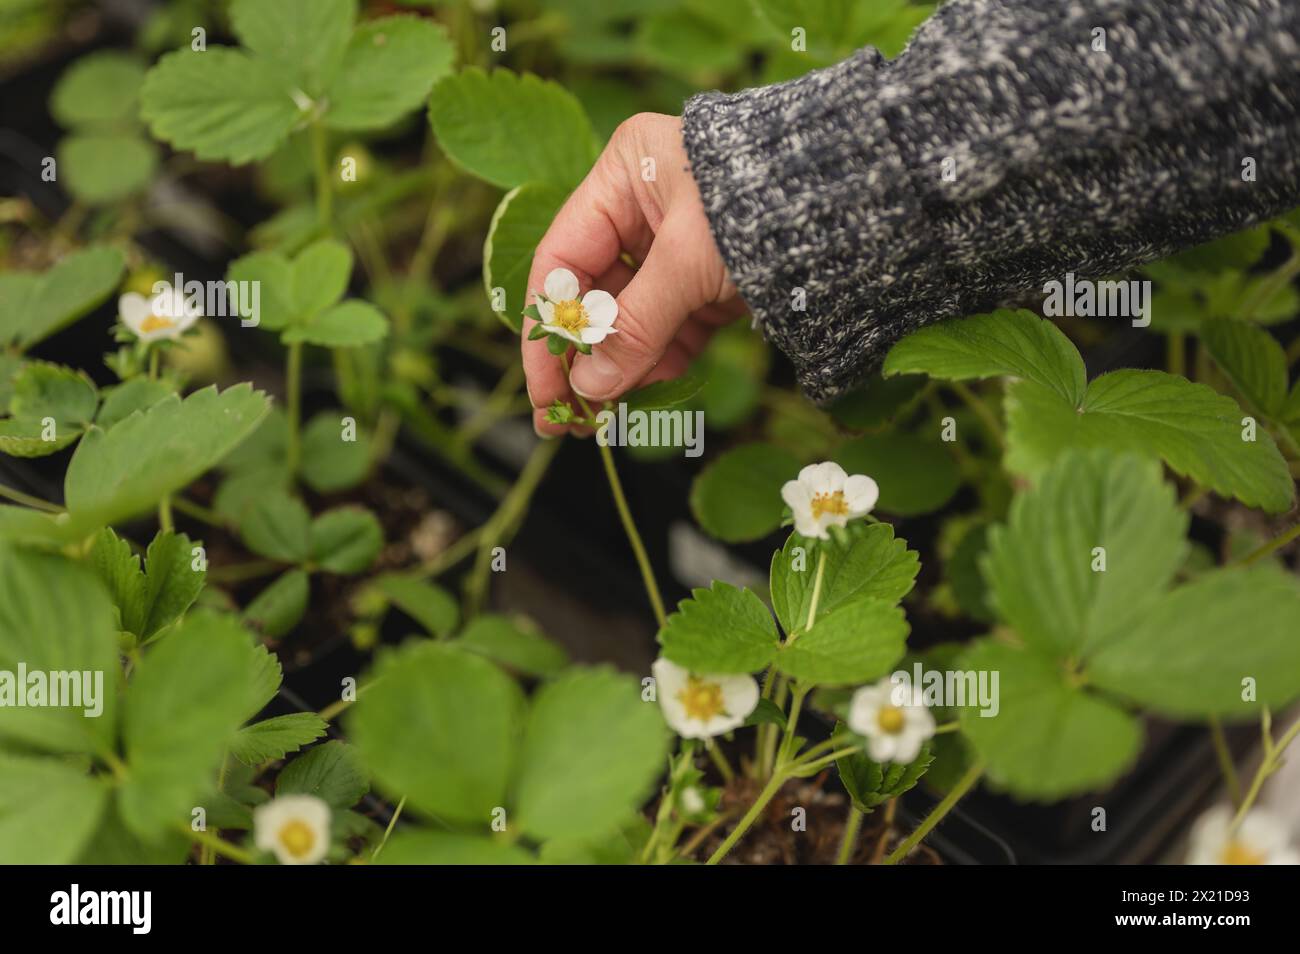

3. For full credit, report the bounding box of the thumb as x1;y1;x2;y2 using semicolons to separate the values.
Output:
569;214;711;401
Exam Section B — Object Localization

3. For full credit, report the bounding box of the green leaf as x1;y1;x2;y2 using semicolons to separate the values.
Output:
138;531;206;638
372;573;459;637
837;731;933;813
310;506;382;574
291;239;352;317
623;372;706;413
89;527;145;634
8;360;97;425
982;450;1186;657
483;183;568;333
283;300;389;346
1088;565;1300;719
0;754;109;864
828;373;926;430
243;569;309;640
326;16;456;131
64;384;270;528
240;490;311;563
428;67;596;189
0;544;118;754
1201;318;1289;418
231;712;328;766
833;432;961;516
775;598;908;686
743;697;788;729
376;831;535;865
883;309;1086;407
230;0;355;95
457;614;569;677
657;581;779;674
947;523;996;623
958;640;1141;801
50;51;147;128
277;740;369;809
301;411;371;492
0;245;124;349
96;377;172;429
140;48;300;164
770;522;918;636
689;442;801;543
752;0;929;60
513;668;668;841
119;611;262;838
1005;370;1294;514
59;132;158;204
227;250;295;330
346;643;524;825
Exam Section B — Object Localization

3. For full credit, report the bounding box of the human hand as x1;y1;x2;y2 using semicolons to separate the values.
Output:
521;112;746;437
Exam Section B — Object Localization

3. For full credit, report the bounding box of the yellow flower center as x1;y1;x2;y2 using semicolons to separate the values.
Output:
1219;840;1265;865
140;314;177;333
811;490;850;521
877;705;906;734
277;819;318;860
551;299;588;334
678;676;727;722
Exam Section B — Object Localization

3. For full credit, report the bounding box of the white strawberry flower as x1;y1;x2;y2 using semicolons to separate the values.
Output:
781;461;879;539
535;267;618;346
1185;805;1299;865
253;794;331;865
848;678;935;764
652;657;759;740
118;283;201;342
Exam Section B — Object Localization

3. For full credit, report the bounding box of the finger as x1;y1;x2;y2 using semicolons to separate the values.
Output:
521;157;650;413
569;212;708;401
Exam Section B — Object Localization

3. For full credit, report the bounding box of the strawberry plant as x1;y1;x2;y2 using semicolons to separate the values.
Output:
1;0;1298;870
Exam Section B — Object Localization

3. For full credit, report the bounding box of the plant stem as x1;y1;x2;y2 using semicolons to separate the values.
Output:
158;496;173;534
1241;248;1300;323
171;496;223;526
800;549;828;636
415;526;484;580
179;825;254;865
1167;331;1186;378
777;682;810;766
465;436;560;613
562;354;667;627
1229;714;1300;834
705;740;735;785
0;482;62;512
950;381;1006;450
835;806;864;865
1208;716;1242;806
870;798;899;864
371;795;406;862
207;559;281;584
285;340;303;478
882;759;984;865
311;120;333;228
1236;521;1300;566
706;770;787;865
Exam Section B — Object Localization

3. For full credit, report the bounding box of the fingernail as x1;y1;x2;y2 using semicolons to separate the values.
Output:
571;351;622;399
533;419;557;440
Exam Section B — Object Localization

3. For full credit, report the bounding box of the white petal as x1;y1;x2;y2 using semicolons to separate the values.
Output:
118;292;152;332
891;733;923;765
866;734;897;763
781;479;811;512
544;267;580;302
843;474;879;514
580;325;615;345
804;461;847;493
581;289;618;327
537;299;555;323
792;511;827;539
253;795;331;865
721;672;760;722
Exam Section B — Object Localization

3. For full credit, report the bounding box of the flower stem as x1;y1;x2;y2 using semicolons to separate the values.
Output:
706;770;787;865
1208;716;1242;806
310;120;333;228
801;549;828;635
1236;521;1300;566
179;824;254;865
562;353;666;627
1229;713;1300;834
950;381;1006;450
835;806;864;865
285;340;303;478
158;496;173;534
371;795;406;862
0;482;62;512
882;759;984;865
705;740;735;785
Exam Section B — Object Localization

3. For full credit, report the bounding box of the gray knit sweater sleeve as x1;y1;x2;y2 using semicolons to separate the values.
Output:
681;0;1300;403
